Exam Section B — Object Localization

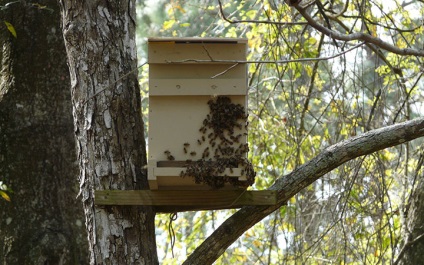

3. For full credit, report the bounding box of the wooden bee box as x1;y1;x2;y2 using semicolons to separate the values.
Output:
148;37;252;190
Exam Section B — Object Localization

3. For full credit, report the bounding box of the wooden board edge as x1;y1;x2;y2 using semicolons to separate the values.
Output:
94;190;277;208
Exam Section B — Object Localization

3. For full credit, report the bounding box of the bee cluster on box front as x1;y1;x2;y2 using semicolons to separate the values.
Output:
165;96;256;189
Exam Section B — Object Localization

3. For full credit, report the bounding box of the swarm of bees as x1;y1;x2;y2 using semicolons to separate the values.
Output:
178;96;256;189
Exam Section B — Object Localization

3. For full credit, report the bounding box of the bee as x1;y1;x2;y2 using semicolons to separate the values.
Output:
164;150;170;155
190;151;196;156
243;144;249;152
184;147;187;154
199;126;204;132
202;149;210;158
233;134;242;143
168;155;175;161
208;132;214;139
202;135;205;142
197;139;202;145
184;143;190;147
211;142;216;148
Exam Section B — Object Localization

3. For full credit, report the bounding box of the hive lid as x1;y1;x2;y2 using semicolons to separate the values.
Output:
148;37;247;44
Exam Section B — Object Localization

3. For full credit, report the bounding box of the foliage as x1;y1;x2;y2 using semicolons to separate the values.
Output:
137;0;424;263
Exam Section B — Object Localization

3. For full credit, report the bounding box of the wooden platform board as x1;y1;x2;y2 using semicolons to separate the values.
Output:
94;190;277;212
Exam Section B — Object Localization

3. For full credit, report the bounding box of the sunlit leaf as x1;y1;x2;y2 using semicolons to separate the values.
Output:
0;190;10;202
4;21;17;38
163;20;175;30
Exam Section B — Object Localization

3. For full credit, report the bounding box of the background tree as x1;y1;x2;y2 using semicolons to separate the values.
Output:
0;0;88;264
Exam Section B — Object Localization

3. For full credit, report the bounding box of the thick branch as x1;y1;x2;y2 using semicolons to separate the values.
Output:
184;118;424;264
293;4;424;57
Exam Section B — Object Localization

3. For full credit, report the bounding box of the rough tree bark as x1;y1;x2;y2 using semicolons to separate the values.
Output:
0;1;88;264
184;118;424;264
397;162;424;265
59;1;158;264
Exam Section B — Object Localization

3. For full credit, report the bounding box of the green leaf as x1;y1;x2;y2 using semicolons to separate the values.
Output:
163;20;175;30
4;21;17;38
0;190;10;202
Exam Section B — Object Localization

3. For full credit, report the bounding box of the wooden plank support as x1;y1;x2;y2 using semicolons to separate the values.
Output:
95;190;277;212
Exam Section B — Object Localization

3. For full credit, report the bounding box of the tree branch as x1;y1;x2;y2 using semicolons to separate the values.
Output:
217;0;307;26
293;3;424;57
325;0;349;19
165;41;366;65
184;117;424;264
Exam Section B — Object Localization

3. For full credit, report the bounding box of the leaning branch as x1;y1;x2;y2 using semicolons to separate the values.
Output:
183;117;424;265
293;4;424;57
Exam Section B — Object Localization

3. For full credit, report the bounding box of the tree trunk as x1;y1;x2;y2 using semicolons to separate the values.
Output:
0;1;88;264
397;157;424;265
59;1;158;264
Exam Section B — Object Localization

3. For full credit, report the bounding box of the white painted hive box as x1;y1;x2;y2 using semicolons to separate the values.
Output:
147;37;253;190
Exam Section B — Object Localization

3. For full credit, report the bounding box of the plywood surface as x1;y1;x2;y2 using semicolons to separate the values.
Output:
149;79;246;96
148;95;246;162
149;64;246;79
